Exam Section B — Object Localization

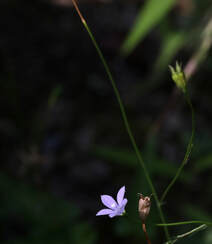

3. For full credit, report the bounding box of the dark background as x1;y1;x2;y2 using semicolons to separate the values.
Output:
0;0;212;243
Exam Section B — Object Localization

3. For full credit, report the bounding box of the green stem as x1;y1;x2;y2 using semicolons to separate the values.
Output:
157;220;212;226
163;224;208;244
160;89;195;203
175;224;207;238
71;0;170;241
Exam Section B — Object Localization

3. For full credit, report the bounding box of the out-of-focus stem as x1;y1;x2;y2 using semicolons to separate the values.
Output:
184;16;212;80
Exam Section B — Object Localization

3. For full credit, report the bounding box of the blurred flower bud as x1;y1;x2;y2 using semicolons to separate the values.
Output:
169;61;187;93
138;193;151;222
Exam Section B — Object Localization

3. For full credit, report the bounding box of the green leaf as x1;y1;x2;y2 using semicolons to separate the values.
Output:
92;146;193;182
154;31;186;72
121;0;176;56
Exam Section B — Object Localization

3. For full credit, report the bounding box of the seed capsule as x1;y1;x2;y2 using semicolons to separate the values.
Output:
138;193;151;222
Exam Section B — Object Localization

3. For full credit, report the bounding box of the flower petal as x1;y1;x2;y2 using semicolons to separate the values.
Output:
116;198;128;216
109;212;117;218
117;186;125;205
101;195;117;209
121;198;128;208
96;208;114;216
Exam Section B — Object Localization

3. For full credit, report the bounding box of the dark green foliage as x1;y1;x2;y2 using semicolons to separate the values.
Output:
0;174;97;244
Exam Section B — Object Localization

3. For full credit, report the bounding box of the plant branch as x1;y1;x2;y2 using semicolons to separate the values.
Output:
163;224;208;244
160;89;195;203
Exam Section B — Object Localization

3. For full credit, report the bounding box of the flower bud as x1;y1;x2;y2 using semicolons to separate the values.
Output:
169;61;187;93
138;193;151;222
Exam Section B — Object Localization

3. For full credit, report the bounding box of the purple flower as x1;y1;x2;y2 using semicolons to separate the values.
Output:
96;186;128;218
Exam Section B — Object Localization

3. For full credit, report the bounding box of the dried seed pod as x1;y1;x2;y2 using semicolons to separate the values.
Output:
138;193;151;222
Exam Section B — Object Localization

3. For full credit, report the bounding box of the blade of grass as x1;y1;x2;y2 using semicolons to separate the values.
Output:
71;0;171;242
154;31;186;72
121;0;176;56
157;221;212;226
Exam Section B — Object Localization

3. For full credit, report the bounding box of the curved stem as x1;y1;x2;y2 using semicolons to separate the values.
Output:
160;89;195;203
71;0;170;242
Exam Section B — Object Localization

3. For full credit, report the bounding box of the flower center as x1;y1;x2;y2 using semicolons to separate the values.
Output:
111;203;116;208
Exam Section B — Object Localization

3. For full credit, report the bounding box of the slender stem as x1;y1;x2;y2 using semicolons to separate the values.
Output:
163;224;207;244
71;0;170;241
176;224;207;238
157;220;212;226
160;89;195;203
142;222;152;244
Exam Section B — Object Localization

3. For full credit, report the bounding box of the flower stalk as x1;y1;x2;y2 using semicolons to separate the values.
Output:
142;222;152;244
160;63;195;203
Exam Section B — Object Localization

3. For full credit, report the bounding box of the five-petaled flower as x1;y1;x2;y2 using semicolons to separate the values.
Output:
96;186;128;218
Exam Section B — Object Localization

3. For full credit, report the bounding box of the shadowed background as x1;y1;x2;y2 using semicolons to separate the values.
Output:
0;0;212;243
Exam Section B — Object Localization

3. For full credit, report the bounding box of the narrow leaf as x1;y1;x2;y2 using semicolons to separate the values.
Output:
121;0;176;56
